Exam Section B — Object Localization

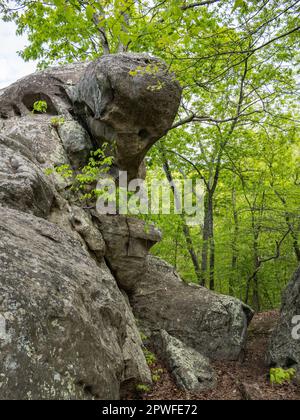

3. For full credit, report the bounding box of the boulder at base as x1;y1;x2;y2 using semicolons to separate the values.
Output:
0;206;151;400
131;256;254;361
267;266;300;372
154;330;217;392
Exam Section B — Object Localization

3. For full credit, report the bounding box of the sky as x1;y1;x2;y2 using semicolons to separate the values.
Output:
0;21;36;89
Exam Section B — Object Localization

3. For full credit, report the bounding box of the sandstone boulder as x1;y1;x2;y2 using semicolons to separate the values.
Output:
131;256;254;361
0;206;151;400
93;213;161;292
0;134;54;217
0;53;180;399
154;330;217;392
70;53;182;180
267;266;300;372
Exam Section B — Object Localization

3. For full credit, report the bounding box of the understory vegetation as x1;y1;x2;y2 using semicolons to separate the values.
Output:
1;0;299;312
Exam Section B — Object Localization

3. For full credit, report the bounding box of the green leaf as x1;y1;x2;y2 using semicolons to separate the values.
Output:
232;0;246;12
85;4;95;21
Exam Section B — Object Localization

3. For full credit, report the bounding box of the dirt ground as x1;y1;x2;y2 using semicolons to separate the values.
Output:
141;311;300;400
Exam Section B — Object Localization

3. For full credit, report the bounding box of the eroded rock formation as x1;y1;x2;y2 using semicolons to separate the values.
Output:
153;330;217;392
131;256;253;361
267;266;300;377
0;206;150;399
0;53;253;399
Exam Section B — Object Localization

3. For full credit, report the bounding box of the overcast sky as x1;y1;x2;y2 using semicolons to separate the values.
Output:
0;21;36;89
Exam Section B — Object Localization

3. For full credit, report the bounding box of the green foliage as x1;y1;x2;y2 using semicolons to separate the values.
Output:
50;116;65;127
140;332;148;342
136;384;151;394
45;144;114;202
152;368;164;383
270;368;296;385
44;164;72;179
143;348;156;367
32;100;47;113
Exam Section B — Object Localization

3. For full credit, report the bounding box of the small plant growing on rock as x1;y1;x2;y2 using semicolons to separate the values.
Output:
140;332;148;342
50;116;65;128
152;368;164;383
32;100;48;114
45;164;73;179
44;145;114;204
270;367;296;385
143;348;156;367
136;384;151;394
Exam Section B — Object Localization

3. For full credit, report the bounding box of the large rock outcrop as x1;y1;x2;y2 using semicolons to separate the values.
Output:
0;206;150;399
0;53;181;400
131;257;254;361
70;54;182;180
0;53;253;399
267;266;300;373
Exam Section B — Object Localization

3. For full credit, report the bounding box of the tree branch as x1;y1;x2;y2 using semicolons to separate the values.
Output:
92;13;110;55
181;0;221;10
164;148;209;188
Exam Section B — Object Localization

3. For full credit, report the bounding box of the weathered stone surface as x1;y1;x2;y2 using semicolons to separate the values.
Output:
0;53;181;400
0;206;150;400
0;134;54;218
0;115;70;169
131;256;254;361
0;54;181;182
0;53;256;399
154;330;217;392
70;205;106;259
93;213;162;292
57;120;93;168
0;62;87;119
121;291;152;395
70;53;182;180
267;266;300;372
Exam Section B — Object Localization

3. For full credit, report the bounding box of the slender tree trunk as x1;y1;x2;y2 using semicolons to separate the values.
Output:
93;13;110;55
174;227;179;269
252;225;261;312
209;235;215;290
201;191;215;289
274;190;300;262
201;193;209;286
291;229;300;262
230;186;239;296
284;212;300;262
162;156;202;283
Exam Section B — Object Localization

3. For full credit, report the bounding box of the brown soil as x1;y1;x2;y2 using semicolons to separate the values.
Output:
142;311;300;400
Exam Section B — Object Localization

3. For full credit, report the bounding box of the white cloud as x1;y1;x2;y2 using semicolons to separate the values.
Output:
0;21;36;89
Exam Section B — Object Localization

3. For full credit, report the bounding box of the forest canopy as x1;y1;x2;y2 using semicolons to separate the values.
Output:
1;0;299;311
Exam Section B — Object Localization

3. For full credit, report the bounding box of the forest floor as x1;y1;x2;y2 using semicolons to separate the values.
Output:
142;311;300;400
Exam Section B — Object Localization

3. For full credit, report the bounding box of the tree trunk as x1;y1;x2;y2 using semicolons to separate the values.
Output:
274;189;300;262
201;191;215;289
162;157;202;283
252;226;261;312
230;186;239;296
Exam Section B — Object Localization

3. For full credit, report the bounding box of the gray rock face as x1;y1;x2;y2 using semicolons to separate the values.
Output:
71;53;182;180
93;213;162;292
267;266;300;371
0;53;179;399
154;330;217;392
0;206;151;399
70;205;106;259
0;135;54;217
131;257;254;361
0;53;254;399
